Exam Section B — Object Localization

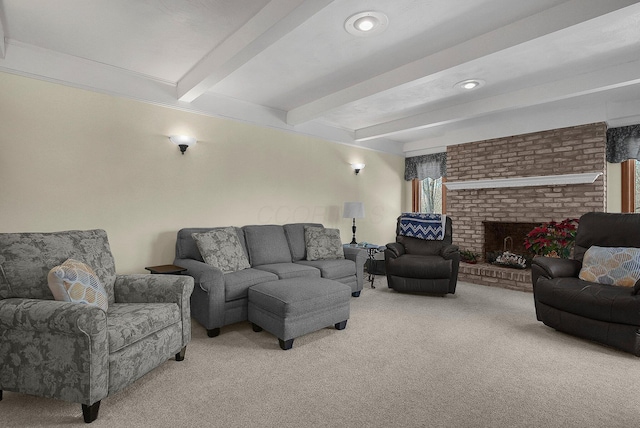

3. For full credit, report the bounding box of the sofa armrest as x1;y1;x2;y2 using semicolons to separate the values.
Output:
343;247;367;290
531;256;582;285
174;258;227;330
114;274;194;347
114;274;194;304
173;258;224;292
384;242;405;259
0;298;109;405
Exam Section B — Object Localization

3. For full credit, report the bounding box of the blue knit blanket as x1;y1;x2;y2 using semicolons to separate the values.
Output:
399;213;445;240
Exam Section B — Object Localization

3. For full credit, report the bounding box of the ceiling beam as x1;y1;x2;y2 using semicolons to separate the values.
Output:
354;60;640;141
286;0;639;126
177;0;333;103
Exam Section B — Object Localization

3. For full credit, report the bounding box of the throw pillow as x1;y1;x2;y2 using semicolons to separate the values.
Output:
47;259;109;311
192;227;250;273
305;226;345;261
578;246;640;287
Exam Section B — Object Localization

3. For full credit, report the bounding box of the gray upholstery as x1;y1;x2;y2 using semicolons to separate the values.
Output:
284;223;323;261
384;216;460;294
175;223;366;336
243;225;292;266
254;262;321;279
248;278;350;343
0;229;193;422
531;212;640;356
223;268;279;301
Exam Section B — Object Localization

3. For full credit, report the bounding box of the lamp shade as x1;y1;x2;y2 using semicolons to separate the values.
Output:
343;202;365;219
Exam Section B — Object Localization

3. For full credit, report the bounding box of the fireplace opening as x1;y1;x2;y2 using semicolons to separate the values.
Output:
483;221;539;268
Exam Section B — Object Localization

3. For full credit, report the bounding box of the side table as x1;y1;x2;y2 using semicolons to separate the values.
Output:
344;243;385;288
144;264;187;275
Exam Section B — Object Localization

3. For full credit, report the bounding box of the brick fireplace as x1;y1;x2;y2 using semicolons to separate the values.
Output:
446;122;607;291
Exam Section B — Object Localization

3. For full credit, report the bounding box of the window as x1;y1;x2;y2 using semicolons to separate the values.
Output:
412;177;445;213
421;177;443;213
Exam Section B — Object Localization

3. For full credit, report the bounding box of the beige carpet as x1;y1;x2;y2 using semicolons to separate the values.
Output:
2;278;639;427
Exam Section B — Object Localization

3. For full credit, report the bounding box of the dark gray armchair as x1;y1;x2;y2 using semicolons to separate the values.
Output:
531;212;640;355
384;216;459;294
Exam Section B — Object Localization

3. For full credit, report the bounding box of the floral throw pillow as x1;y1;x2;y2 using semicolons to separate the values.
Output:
578;246;640;287
47;259;109;311
304;226;345;261
192;227;250;273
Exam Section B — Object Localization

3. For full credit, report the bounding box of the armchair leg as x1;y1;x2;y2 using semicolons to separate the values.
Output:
207;328;220;337
0;390;3;400
82;401;100;423
351;291;361;297
175;346;187;361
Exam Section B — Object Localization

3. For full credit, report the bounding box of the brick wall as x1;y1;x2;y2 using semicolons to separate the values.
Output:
446;122;607;261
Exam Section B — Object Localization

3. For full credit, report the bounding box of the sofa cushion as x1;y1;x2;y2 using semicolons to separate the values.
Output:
107;302;180;353
176;227;246;262
578;246;640;287
254;263;321;280
224;268;279;301
535;277;640;326
47;259;109;311
296;259;355;280
304;226;344;261
192;227;250;273
284;223;323;261
243;225;292;266
385;254;451;279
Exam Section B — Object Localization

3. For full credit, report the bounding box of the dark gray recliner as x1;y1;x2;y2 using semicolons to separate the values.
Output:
384;216;459;294
531;212;640;356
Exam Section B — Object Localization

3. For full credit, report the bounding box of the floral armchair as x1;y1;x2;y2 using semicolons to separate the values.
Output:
0;229;193;423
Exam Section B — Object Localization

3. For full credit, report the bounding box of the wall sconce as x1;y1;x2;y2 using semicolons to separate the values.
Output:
351;163;365;175
169;135;197;155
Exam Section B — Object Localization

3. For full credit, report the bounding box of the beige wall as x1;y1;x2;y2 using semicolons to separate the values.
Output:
0;72;405;273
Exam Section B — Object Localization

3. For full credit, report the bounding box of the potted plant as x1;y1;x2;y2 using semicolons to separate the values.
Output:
524;218;579;258
460;249;479;264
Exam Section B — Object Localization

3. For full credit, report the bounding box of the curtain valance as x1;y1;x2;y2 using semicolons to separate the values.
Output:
606;124;640;163
404;152;447;181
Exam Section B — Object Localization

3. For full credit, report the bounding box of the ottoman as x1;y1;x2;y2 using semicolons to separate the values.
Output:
248;278;351;350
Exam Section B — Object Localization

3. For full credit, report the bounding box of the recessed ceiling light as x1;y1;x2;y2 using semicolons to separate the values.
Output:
455;79;485;90
345;11;388;36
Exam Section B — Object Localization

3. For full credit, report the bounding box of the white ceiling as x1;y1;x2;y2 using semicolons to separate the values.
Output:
1;0;640;157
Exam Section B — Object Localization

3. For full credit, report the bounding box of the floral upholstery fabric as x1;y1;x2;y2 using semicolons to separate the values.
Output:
107;303;180;352
0;298;109;405
48;258;109;311
192;227;251;273
579;246;640;287
304;227;345;261
0;229;194;412
0;230;117;304
114;274;193;346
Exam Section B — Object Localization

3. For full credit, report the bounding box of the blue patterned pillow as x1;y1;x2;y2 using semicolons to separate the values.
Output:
47;259;109;311
578;246;640;287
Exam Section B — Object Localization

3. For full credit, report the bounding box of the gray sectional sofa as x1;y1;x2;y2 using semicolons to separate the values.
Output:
174;223;366;337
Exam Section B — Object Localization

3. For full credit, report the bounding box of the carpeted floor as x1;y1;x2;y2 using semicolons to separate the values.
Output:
2;278;639;427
